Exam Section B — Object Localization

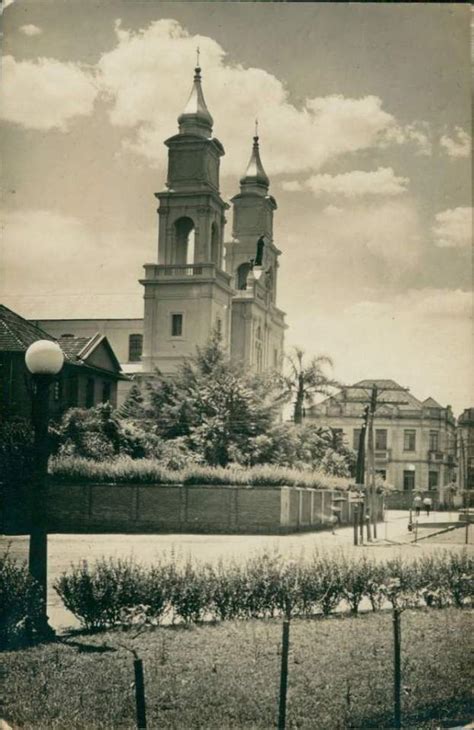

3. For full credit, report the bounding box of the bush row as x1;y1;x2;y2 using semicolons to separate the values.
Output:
49;456;348;490
54;550;474;631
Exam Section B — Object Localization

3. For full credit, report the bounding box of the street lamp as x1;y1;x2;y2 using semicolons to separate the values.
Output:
25;340;64;638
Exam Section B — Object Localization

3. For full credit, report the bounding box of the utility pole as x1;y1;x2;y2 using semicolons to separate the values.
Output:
344;383;410;541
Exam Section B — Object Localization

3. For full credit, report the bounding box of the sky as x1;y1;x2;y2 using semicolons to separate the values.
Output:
1;1;472;414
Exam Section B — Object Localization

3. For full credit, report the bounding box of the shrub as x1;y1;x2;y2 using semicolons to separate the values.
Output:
443;550;474;608
207;562;247;621
54;558;147;630
0;552;44;650
340;556;377;614
169;562;209;624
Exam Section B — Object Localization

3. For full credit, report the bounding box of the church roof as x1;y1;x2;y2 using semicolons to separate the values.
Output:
240;134;270;190
0;304;56;352
178;65;213;137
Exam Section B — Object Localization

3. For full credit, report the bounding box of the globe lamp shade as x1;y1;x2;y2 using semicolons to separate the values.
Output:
25;340;64;375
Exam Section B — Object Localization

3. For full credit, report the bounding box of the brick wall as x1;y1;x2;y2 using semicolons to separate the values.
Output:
2;482;384;535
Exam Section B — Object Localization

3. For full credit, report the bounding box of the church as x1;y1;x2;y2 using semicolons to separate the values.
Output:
36;61;287;394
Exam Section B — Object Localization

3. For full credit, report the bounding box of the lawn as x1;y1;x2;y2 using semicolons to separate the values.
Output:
4;608;472;729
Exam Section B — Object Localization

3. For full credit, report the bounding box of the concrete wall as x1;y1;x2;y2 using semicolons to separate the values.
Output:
2;482;383;535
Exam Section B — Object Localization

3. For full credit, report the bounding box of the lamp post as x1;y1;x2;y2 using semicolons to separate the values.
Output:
25;340;64;638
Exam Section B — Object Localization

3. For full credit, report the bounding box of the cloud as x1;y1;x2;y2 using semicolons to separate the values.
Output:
281;180;303;192
0;209;152;318
283;167;408;198
96;19;431;176
285;287;472;414
383;122;432;156
20;24;42;36
432;207;472;248
1;55;98;131
440;127;471;159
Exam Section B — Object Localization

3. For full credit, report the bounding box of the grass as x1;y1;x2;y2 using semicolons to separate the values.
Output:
3;608;472;729
49;456;348;490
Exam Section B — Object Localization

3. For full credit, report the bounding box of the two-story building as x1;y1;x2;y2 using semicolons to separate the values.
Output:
458;407;474;492
307;379;457;493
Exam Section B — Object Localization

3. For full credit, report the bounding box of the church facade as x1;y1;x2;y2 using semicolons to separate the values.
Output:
140;62;286;375
36;63;286;387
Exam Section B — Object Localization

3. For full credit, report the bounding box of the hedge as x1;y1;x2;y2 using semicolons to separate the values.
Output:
49;456;348;490
54;550;474;631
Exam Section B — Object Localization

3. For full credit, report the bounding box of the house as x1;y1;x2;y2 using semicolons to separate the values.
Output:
306;379;457;494
0;304;126;420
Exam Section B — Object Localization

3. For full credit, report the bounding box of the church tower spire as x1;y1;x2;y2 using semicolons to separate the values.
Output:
178;53;214;138
240;123;270;194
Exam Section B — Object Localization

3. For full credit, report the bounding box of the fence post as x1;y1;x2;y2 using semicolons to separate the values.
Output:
393;608;402;730
465;519;469;545
134;657;147;729
353;505;359;546
278;607;291;730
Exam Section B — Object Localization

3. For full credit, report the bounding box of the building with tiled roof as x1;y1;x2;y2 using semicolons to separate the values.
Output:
307;379;457;495
0;305;126;419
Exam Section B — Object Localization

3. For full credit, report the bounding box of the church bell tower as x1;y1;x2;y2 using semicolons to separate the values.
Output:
141;61;233;374
226;130;286;371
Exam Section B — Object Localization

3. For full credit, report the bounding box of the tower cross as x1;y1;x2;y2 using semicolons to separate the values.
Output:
196;46;200;67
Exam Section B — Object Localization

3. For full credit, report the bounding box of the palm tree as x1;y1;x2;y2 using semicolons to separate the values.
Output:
283;348;339;425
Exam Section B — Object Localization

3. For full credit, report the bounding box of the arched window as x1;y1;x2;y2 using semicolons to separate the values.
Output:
174;217;195;265
210;223;219;267
237;262;251;290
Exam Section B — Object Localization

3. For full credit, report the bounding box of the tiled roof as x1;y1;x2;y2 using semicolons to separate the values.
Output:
56;335;92;358
423;397;443;408
0;304;56;352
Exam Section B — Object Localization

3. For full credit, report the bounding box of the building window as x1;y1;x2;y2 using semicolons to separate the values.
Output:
404;429;416;451
102;381;111;403
128;334;143;362
353;428;362;450
86;378;95;408
237;262;251;290
273;348;279;368
428;471;439;490
171;313;183;337
376;469;386;481
429;430;439;452
375;429;387;450
403;470;415;491
216;317;222;337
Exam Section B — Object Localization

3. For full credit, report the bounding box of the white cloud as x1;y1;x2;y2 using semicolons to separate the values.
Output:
285;287;472;414
440;127;471;159
294;167;409;198
383;122;432;156
281;180;303;192
1;55;98;131
96;19;430;176
432;207;472;248
20;24;42;36
322;205;343;216
0;209;152;318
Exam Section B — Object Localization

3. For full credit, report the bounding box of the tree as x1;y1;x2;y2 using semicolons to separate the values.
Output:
145;329;280;466
117;383;146;419
282;348;339;425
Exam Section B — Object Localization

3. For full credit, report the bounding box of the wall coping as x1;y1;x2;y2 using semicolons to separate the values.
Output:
48;480;348;492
